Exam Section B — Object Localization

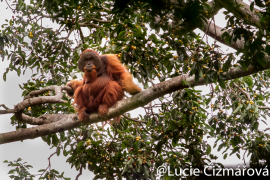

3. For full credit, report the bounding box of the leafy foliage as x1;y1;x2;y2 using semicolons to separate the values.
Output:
4;158;70;180
1;0;270;179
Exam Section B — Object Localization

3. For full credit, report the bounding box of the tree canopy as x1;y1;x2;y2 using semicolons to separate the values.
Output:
1;0;270;179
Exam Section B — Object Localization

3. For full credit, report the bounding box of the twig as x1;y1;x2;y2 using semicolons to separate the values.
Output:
39;152;57;179
0;104;15;114
232;82;251;100
90;18;110;23
257;106;270;110
0;104;9;110
102;7;111;11
122;114;147;123
41;12;62;19
233;82;270;109
75;165;83;180
52;27;74;75
5;0;15;11
228;84;241;102
79;22;101;28
24;85;71;101
79;27;85;45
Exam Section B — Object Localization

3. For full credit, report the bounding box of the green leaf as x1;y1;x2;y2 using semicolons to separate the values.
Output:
253;122;259;130
46;135;51;145
63;150;69;156
3;71;7;81
218;143;226;152
244;76;253;87
221;32;229;40
225;35;231;45
156;141;163;154
17;67;21;76
118;31;125;38
57;147;61;156
206;144;211;155
233;104;243;114
171;109;177;119
51;134;59;146
250;2;254;12
257;58;267;67
218;80;226;89
60;131;66;141
8;170;15;174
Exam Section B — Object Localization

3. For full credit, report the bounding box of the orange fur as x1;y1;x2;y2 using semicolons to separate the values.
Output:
105;54;142;95
67;50;141;122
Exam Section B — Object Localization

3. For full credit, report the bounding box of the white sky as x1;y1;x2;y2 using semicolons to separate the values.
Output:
0;0;264;179
0;2;95;180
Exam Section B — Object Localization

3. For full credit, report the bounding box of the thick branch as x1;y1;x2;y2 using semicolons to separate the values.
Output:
0;114;79;144
201;20;245;51
24;85;70;100
3;56;270;144
19;114;67;125
14;86;72;124
1;86;72;116
0;109;15;115
217;0;260;27
15;86;70;112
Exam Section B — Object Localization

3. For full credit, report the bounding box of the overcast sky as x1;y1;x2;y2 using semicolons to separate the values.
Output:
0;2;95;179
0;0;264;179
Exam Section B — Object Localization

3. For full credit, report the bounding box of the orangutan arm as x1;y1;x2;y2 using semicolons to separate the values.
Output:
66;80;84;97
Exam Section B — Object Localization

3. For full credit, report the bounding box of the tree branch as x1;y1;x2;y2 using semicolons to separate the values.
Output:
217;0;260;28
78;27;85;45
41;12;62;19
18;114;67;125
233;82;270;110
0;104;9;110
75;165;83;180
201;20;245;51
0;104;15;114
122;114;147;123
13;86;72;124
79;22;101;28
233;82;251;100
90;18;110;23
3;55;270;144
102;7;111;12
15;86;69;113
1;86;72;116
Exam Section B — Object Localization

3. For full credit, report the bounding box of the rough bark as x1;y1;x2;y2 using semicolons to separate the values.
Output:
217;0;260;27
2;53;270;144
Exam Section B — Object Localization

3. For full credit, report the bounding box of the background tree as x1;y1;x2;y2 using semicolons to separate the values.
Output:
0;0;270;179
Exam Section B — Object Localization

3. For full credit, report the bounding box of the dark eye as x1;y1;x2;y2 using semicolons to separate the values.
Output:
85;57;92;61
